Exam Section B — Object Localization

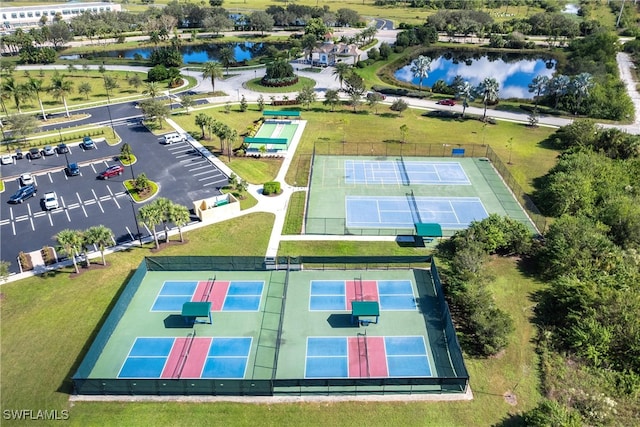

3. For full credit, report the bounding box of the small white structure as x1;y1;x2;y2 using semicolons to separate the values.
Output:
1;2;121;31
193;193;240;223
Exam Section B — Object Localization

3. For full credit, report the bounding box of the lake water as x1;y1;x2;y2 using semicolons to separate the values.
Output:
60;42;288;64
394;51;556;100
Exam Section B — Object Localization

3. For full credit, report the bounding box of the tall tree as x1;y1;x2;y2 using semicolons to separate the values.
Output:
218;47;235;75
249;11;274;35
195;113;212;139
201;61;223;93
84;225;113;266
138;203;163;249
296;85;317;110
56;229;83;274
301;34;317;63
2;77;27;113
475;77;499;121
455;80;474;118
528;75;550;112
569;72;594;114
169;203;190;243
48;72;73;117
143;81;161;99
545;74;570;110
140;98;170;127
410;55;432;91
323;89;341;112
26;77;47;120
333;62;351;89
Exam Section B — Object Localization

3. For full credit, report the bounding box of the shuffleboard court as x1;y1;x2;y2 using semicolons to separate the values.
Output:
345;195;488;229
304;336;431;378
344;160;470;185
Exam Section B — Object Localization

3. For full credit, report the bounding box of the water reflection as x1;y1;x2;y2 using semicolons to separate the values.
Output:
394;51;556;99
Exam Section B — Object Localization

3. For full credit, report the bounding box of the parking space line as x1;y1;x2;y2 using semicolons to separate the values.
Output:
202;182;221;187
191;168;214;176
60;196;71;222
125;226;134;240
47;172;53;183
33;212;46;218
187;164;210;172
0;219;9;226
47;211;53;226
11;220;15;235
15;215;29;222
198;176;220;182
92;189;105;213
77;193;88;217
10;207;14;221
27;204;35;231
175;154;194;159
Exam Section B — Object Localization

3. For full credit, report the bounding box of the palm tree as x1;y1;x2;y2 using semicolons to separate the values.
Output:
455;80;474;118
138;203;162;249
48;73;73;118
333;62;351;89
218;47;235;76
143;81;161;99
475;77;500;121
569;72;593;114
301;34;317;64
545;74;570;110
154;197;173;243
26;77;47;120
169;203;190;243
201;61;223;94
410;55;432;91
2;77;27;113
84;225;113;266
195;113;212;139
528;75;550;112
56;229;83;274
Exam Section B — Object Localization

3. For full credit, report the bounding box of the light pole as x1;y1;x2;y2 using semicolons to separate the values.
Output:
102;62;115;138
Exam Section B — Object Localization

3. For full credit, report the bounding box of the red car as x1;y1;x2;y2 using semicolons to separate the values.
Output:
437;99;456;106
99;165;124;179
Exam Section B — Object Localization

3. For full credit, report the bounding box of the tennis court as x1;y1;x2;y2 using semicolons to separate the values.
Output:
345;195;488;229
305;336;432;378
345;159;470;185
73;257;469;396
305;156;535;236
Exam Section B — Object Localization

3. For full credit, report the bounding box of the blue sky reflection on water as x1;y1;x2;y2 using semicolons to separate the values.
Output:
395;55;556;99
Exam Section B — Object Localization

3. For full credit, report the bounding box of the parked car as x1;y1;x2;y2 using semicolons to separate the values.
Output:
436;99;456;106
65;162;80;176
1;154;13;165
42;145;55;156
15;149;23;160
20;173;34;186
162;132;184;145
8;185;37;204
43;191;59;210
57;143;69;154
81;136;95;150
98;165;124;179
366;91;386;100
28;147;42;159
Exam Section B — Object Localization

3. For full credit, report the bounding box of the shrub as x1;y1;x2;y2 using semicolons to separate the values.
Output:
18;251;33;271
147;65;168;82
262;181;281;195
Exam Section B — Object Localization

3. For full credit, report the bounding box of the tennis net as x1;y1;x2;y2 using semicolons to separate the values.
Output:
408;189;422;223
202;275;215;302
173;330;196;378
357;331;370;377
398;157;410;186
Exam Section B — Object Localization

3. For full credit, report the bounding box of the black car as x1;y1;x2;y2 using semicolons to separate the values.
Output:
8;185;37;204
27;148;42;160
65;162;80;176
57;143;69;154
15;149;23;160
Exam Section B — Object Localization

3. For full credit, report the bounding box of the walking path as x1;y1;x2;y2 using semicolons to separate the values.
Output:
4;39;640;283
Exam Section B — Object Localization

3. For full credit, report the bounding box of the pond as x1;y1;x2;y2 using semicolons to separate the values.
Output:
59;42;289;64
394;50;556;100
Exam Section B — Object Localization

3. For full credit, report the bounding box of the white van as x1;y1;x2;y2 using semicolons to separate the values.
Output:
162;132;184;145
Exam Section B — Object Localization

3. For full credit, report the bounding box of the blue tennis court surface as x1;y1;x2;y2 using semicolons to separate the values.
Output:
118;337;252;379
346;196;488;229
309;280;416;311
150;280;264;312
345;160;470;185
304;336;431;378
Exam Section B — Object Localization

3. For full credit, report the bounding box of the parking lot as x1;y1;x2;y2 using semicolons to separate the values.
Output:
1;120;228;273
